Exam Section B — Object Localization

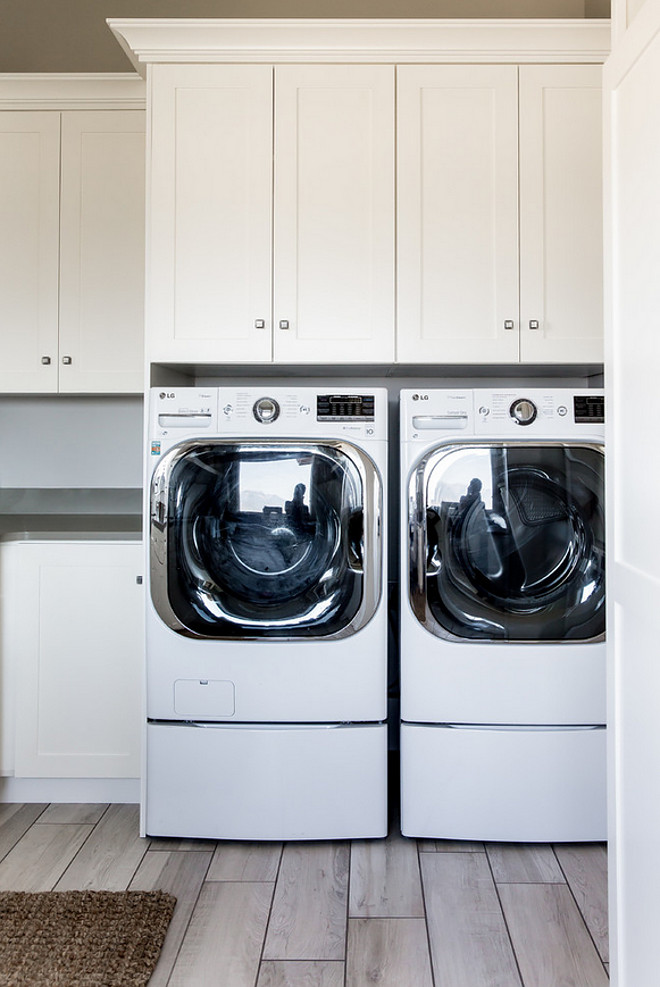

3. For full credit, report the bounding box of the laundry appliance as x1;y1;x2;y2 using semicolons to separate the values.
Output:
400;388;606;841
145;386;388;840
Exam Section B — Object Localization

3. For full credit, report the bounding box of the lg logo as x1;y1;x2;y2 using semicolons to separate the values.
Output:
411;393;429;401
159;392;176;400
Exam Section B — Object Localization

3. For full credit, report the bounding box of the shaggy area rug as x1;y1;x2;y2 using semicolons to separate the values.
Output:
0;890;176;986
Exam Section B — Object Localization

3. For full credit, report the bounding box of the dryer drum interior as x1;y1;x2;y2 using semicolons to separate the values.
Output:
413;443;605;642
152;441;376;638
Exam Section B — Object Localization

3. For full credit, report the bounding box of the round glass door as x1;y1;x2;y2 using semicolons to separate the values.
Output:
151;440;381;639
410;443;605;642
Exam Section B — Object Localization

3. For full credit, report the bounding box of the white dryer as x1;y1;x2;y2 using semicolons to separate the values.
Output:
400;388;606;842
145;386;388;840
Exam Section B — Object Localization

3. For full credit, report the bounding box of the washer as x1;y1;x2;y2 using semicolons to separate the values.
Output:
145;386;388;840
400;388;606;842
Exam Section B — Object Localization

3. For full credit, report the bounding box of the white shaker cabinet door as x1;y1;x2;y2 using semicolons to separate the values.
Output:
396;65;520;364
148;63;273;363
58;111;146;393
11;541;143;779
0;112;60;392
273;64;395;363
519;65;604;364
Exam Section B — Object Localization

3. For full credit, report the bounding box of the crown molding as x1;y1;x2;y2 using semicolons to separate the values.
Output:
108;18;611;75
0;74;145;110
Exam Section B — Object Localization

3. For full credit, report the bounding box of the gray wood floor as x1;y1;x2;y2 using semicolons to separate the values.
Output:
0;801;609;986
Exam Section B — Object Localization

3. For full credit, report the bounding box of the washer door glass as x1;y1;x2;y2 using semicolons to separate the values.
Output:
410;443;605;642
151;441;381;638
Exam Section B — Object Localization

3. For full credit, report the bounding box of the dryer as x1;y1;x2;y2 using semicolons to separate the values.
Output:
145;386;388;840
400;388;606;841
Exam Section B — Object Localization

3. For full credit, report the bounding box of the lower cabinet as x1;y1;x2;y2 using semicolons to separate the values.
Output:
0;539;143;779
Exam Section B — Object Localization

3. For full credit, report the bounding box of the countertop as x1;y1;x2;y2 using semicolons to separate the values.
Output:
0;487;142;541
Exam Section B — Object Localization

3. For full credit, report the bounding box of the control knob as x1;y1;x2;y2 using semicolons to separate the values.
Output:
510;398;537;426
253;397;280;424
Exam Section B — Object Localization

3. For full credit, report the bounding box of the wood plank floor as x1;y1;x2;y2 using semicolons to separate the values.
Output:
0;802;609;986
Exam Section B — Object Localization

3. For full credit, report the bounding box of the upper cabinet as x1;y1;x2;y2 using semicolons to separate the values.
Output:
397;62;603;364
147;63;395;365
108;19;610;368
397;65;520;364
58;111;146;392
518;65;603;363
274;65;395;364
0;79;145;394
0;112;60;392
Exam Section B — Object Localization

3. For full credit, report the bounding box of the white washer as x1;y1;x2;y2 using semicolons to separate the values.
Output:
400;388;606;842
145;386;388;840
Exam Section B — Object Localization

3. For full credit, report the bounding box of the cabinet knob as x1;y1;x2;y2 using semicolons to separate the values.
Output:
41;356;51;365
504;320;515;331
278;320;290;330
61;356;72;365
529;320;540;330
254;319;266;329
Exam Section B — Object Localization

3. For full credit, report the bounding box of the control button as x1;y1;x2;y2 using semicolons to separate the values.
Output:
557;405;568;417
253;397;280;424
223;404;233;417
299;404;310;416
478;406;490;416
510;398;537;426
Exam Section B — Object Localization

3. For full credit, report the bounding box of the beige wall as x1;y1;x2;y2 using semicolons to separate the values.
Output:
1;0;609;73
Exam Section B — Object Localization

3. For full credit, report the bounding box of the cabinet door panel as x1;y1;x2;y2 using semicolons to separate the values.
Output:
148;64;273;363
0;112;59;392
519;65;603;363
274;65;395;363
59;111;146;393
12;542;143;779
397;66;519;364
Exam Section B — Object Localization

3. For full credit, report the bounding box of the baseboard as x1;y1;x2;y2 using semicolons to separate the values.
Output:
0;776;140;803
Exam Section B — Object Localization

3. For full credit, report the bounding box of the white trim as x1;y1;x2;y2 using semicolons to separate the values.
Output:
107;18;611;75
0;775;140;804
0;73;145;110
604;0;660;86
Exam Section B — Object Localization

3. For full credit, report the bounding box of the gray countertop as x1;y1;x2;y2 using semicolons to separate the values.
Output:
0;487;142;540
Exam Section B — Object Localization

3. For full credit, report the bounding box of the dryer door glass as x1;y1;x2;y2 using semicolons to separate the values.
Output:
151;440;381;639
411;443;605;642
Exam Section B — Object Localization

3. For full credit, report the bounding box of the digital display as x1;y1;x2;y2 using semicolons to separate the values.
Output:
317;394;375;421
574;395;605;424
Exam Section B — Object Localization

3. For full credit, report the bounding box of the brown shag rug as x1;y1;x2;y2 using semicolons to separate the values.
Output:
0;890;176;986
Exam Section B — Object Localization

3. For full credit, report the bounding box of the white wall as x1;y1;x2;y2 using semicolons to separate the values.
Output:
0;396;143;488
605;0;660;983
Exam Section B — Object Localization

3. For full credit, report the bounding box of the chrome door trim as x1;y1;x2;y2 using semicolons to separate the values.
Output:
150;438;383;640
408;440;605;644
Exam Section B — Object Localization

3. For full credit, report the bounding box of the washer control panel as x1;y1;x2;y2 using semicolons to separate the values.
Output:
149;386;387;440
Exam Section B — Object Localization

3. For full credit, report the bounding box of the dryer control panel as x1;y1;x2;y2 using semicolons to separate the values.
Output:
401;388;605;443
474;389;604;436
